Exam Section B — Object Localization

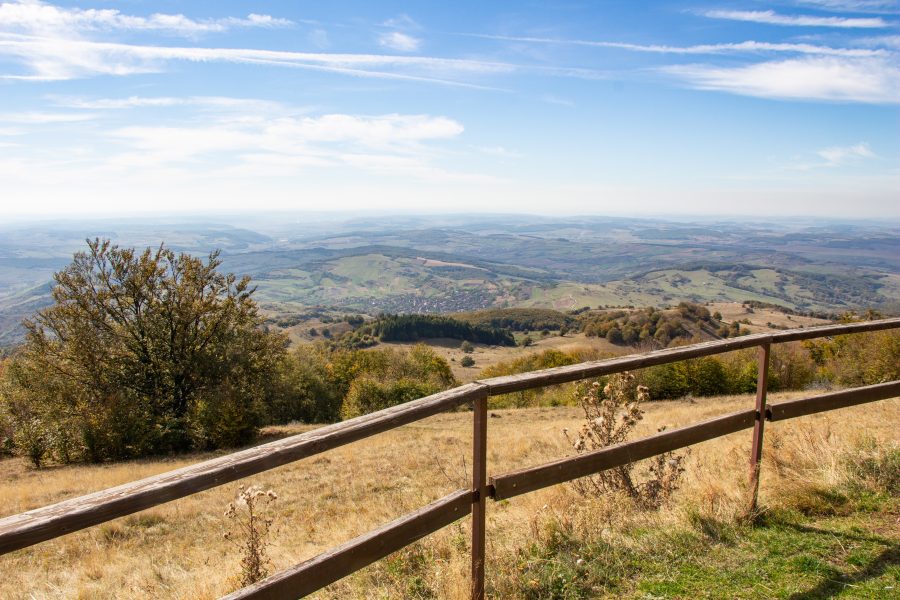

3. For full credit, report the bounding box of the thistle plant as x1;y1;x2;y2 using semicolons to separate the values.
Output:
224;485;278;586
564;372;685;509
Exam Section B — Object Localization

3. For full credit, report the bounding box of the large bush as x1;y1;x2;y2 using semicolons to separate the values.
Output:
269;343;458;422
338;344;457;418
2;239;287;462
805;330;900;387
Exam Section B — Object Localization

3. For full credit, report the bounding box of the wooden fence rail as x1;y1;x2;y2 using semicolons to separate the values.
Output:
0;317;898;599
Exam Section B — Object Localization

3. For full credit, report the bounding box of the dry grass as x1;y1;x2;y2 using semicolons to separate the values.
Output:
383;333;621;383
708;301;830;334
0;391;897;599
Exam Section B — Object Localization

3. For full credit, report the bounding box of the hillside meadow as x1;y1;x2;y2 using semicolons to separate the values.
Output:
1;390;897;599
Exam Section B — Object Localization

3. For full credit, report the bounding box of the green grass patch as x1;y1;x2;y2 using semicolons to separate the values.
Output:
501;503;899;599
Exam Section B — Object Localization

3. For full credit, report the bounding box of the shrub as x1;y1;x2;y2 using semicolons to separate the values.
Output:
480;349;584;408
564;372;685;509
461;355;475;368
805;330;900;387
460;340;474;353
224;486;278;587
606;327;624;344
340;377;442;419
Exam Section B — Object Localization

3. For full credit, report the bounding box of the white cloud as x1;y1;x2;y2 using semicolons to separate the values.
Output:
664;56;900;103
0;109;491;208
0;1;292;36
378;31;421;52
101;113;466;179
818;142;877;165
0;110;95;123
797;1;900;13
382;14;421;31
703;10;888;28
859;34;900;47
540;94;575;107
465;33;886;57
0;32;513;84
476;145;523;158
50;95;293;115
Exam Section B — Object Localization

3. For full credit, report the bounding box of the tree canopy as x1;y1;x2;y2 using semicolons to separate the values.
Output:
4;239;286;462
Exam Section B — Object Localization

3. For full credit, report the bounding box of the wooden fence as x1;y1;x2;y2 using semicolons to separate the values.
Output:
1;318;898;599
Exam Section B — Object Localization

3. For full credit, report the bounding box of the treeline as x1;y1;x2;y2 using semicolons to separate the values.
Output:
0;240;458;467
577;302;737;347
453;308;575;332
742;300;836;320
0;340;457;467
478;329;898;407
337;313;515;349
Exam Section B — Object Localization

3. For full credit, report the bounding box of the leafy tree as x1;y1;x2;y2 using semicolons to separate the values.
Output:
460;340;474;353
606;327;624;345
5;239;286;461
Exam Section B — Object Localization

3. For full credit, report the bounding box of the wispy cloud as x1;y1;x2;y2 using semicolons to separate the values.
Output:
378;31;421;52
1;107;494;189
382;14;421;31
0;110;96;123
540;94;575;107
702;10;888;28
0;32;514;85
463;33;886;57
796;1;900;13
102;112;468;180
859;34;900;47
818;142;877;165
49;95;294;114
0;0;291;36
664;56;900;104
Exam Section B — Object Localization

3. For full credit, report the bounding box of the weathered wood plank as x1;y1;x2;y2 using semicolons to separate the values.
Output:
0;384;487;556
479;317;900;396
767;381;900;422
770;318;900;344
479;334;770;395
490;409;756;500
471;391;488;600
747;343;771;515
221;489;473;600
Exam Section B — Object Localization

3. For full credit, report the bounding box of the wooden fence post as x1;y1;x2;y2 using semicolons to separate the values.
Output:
748;342;770;516
471;388;488;600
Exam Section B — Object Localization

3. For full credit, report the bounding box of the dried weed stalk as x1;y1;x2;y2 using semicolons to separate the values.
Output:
564;372;685;509
224;485;278;586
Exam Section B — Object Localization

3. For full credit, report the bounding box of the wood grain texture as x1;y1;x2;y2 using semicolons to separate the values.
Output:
747;343;770;514
221;489;473;600
490;409;757;500
0;384;487;556
471;393;488;600
767;381;900;422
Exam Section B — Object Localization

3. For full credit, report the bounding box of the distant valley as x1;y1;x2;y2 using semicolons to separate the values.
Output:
1;214;898;347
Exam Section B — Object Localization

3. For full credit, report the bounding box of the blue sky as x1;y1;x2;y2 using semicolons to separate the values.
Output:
0;0;898;219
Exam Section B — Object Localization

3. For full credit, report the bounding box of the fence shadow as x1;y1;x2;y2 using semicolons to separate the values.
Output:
788;543;898;600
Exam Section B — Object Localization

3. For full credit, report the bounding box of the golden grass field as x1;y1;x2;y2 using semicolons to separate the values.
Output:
1;387;897;599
